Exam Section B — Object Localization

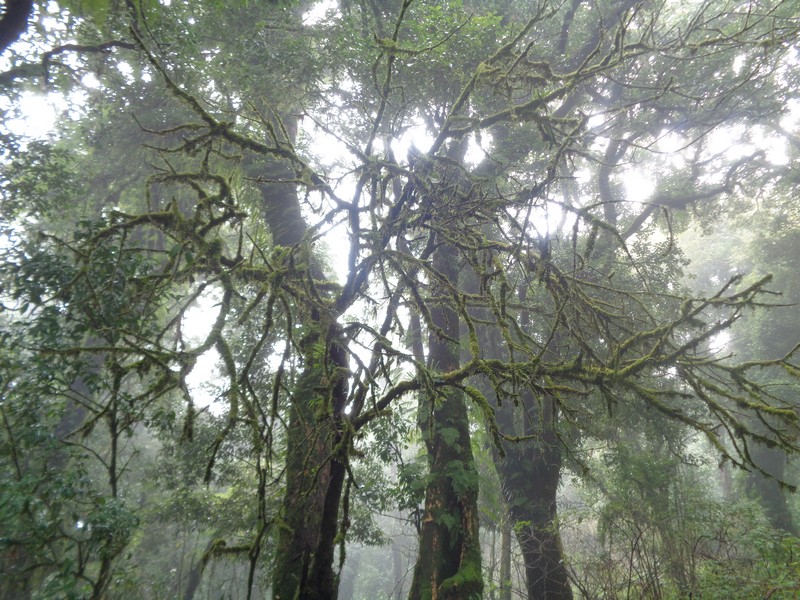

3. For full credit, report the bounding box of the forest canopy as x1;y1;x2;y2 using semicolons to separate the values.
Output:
1;0;800;599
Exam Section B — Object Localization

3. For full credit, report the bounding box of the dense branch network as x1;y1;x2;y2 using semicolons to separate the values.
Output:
1;0;799;597
23;0;797;484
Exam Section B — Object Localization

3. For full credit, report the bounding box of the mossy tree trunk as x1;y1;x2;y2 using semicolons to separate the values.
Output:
272;343;348;600
255;145;349;600
408;241;482;600
494;390;573;600
467;260;572;600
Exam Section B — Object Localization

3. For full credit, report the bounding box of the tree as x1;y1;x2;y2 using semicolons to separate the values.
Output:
681;195;800;536
1;1;799;599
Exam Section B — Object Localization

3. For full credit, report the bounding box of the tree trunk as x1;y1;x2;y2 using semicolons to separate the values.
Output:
271;326;349;600
408;241;482;600
747;443;798;536
487;529;497;600
495;390;573;600
272;365;331;600
391;535;405;600
499;518;511;600
253;145;349;600
337;549;360;600
0;0;33;53
467;261;572;600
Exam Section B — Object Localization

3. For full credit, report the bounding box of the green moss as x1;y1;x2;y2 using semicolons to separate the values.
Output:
438;547;483;600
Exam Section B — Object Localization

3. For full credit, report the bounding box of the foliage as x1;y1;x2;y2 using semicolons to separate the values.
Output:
0;0;799;598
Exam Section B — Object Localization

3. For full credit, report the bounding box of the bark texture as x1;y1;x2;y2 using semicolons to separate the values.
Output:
254;147;349;600
409;242;482;600
494;391;573;600
467;260;573;600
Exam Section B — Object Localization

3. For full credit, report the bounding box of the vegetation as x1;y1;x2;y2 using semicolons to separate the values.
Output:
1;0;799;598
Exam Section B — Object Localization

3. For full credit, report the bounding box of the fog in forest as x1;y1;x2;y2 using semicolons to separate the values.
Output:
1;1;799;599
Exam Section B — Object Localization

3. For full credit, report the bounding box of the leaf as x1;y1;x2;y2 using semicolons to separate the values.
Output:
439;426;461;446
78;0;110;25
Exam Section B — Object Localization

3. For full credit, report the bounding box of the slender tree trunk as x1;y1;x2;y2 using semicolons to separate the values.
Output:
391;535;405;600
337;550;360;600
499;518;512;600
408;241;482;600
719;461;733;501
487;529;497;600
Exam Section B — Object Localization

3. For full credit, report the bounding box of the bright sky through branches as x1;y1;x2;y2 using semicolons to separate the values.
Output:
4;93;61;139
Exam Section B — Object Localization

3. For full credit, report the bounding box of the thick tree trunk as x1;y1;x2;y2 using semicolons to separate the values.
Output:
255;147;348;600
271;324;349;600
408;242;482;600
494;391;573;600
272;365;331;600
466;259;572;600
